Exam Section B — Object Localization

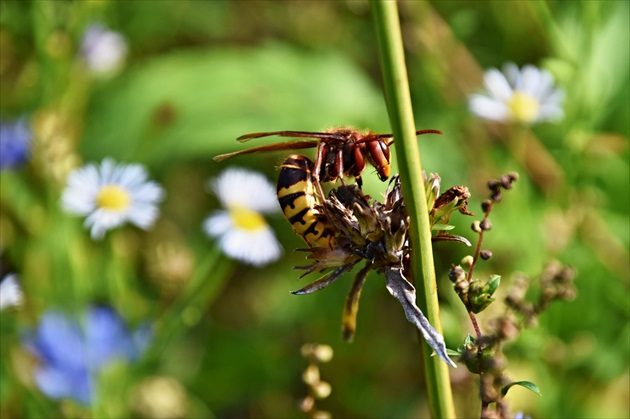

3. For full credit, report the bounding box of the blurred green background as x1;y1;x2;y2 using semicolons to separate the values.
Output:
1;1;628;418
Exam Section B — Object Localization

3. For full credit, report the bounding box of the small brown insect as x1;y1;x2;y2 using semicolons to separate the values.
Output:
213;127;442;195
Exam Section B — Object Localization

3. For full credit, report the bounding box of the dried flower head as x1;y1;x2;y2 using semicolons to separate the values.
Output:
292;176;463;367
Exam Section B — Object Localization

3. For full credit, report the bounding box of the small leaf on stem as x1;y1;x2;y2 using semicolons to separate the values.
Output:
501;380;542;397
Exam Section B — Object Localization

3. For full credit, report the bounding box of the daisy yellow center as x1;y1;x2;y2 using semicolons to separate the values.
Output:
229;205;267;231
96;184;131;211
507;91;540;124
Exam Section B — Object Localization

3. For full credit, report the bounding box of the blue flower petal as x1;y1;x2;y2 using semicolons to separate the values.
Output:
85;306;135;368
34;311;86;372
35;362;92;405
22;306;151;405
0;118;31;170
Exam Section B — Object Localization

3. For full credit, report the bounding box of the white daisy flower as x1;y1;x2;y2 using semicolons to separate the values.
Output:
203;168;282;267
61;158;165;240
469;62;564;125
80;24;128;76
0;273;24;310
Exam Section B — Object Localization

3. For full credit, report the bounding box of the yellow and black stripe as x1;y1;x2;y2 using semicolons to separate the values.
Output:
277;154;335;248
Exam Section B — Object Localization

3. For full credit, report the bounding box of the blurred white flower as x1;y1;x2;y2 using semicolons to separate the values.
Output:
469;62;564;125
80;24;128;76
61;158;165;240
0;274;24;310
204;168;282;267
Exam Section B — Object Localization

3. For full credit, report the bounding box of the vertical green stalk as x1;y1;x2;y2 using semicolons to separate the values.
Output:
144;247;234;362
371;1;455;417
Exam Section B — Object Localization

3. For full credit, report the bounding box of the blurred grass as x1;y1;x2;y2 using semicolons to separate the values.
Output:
1;1;628;418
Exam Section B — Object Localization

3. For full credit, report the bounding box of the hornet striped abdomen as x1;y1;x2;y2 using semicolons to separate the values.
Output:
277;154;335;248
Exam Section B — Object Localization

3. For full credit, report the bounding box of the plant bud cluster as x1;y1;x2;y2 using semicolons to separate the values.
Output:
298;343;333;419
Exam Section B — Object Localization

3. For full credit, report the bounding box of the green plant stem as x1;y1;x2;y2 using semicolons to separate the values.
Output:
145;247;234;362
371;1;455;417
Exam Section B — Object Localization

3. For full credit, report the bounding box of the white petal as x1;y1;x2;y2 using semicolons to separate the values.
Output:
117;164;148;189
529;69;555;100
131;181;165;204
203;211;233;237
203;209;282;266
217;226;282;266
483;68;513;102
82;25;128;75
469;95;510;122
61;165;100;215
127;203;160;229
519;65;543;96
502;62;521;87
0;274;24;309
211;168;278;213
85;209;127;240
99;158;118;186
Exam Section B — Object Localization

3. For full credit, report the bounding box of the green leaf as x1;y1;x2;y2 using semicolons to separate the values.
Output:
446;348;462;357
81;44;387;169
487;274;501;295
501;381;542;397
432;223;455;231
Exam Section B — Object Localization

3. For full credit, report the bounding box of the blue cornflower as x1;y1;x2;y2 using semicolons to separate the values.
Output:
0;118;31;170
22;306;151;405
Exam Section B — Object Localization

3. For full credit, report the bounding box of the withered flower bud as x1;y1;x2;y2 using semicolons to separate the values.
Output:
490;190;502;202
455;278;470;293
496;316;520;342
480;219;492;231
487;179;501;191
448;265;467;283
449;266;470;296
480;250;493;260
500;174;514;189
481;199;492;213
507;171;519;182
507;274;529;303
471;220;482;233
